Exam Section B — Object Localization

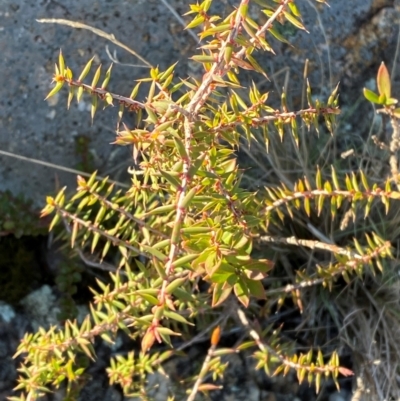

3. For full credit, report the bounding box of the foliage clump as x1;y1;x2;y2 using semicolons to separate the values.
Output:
0;190;48;238
11;0;400;400
0;191;48;305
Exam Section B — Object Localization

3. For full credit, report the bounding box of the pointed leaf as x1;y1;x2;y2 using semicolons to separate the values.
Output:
45;80;64;100
283;11;307;31
377;62;391;99
363;87;381;104
78;57;94;82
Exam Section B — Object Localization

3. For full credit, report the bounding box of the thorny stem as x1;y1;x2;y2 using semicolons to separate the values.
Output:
189;0;292;116
149;0;294;371
52;204;146;257
186;342;220;401
389;116;400;190
235;308;353;377
156;117;193;307
187;0;248;115
186;305;233;401
207;163;248;230
259;235;391;295
65;78;146;110
259;235;379;261
154;0;275;324
61;216;122;274
377;109;400;190
17;312;135;356
263;188;400;214
212;107;340;134
255;0;293;38
80;182;167;238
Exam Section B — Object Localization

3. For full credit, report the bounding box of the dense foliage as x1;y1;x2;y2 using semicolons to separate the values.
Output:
11;1;400;400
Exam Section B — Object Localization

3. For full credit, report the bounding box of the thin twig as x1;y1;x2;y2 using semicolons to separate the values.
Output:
177;313;227;352
61;78;146;110
186;308;232;401
105;46;151;68
53;205;147;257
186;343;222;401
258;234;391;295
159;0;200;45
376;109;400;190
235;307;353;377
259;235;364;260
0;149;129;188
211;106;340;135
389;116;400;190
83;185;167;238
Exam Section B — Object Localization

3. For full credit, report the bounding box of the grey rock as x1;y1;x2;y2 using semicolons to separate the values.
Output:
0;302;15;323
0;0;398;205
20;284;60;330
329;389;351;401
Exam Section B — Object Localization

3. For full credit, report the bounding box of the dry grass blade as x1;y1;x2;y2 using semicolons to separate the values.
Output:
338;276;400;400
36;18;153;68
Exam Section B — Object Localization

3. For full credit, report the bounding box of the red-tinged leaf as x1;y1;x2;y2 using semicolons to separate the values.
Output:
230;57;255;72
377;62;391;99
212;282;232;307
141;329;156;353
245;278;266;299
156;326;182;337
205;254;222;277
244;268;267;280
245;258;274;273
234;279;250;307
338;367;354;377
198;383;223;392
40;204;54;218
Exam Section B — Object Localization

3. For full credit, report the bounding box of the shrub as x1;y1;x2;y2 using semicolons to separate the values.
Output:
11;0;400;400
